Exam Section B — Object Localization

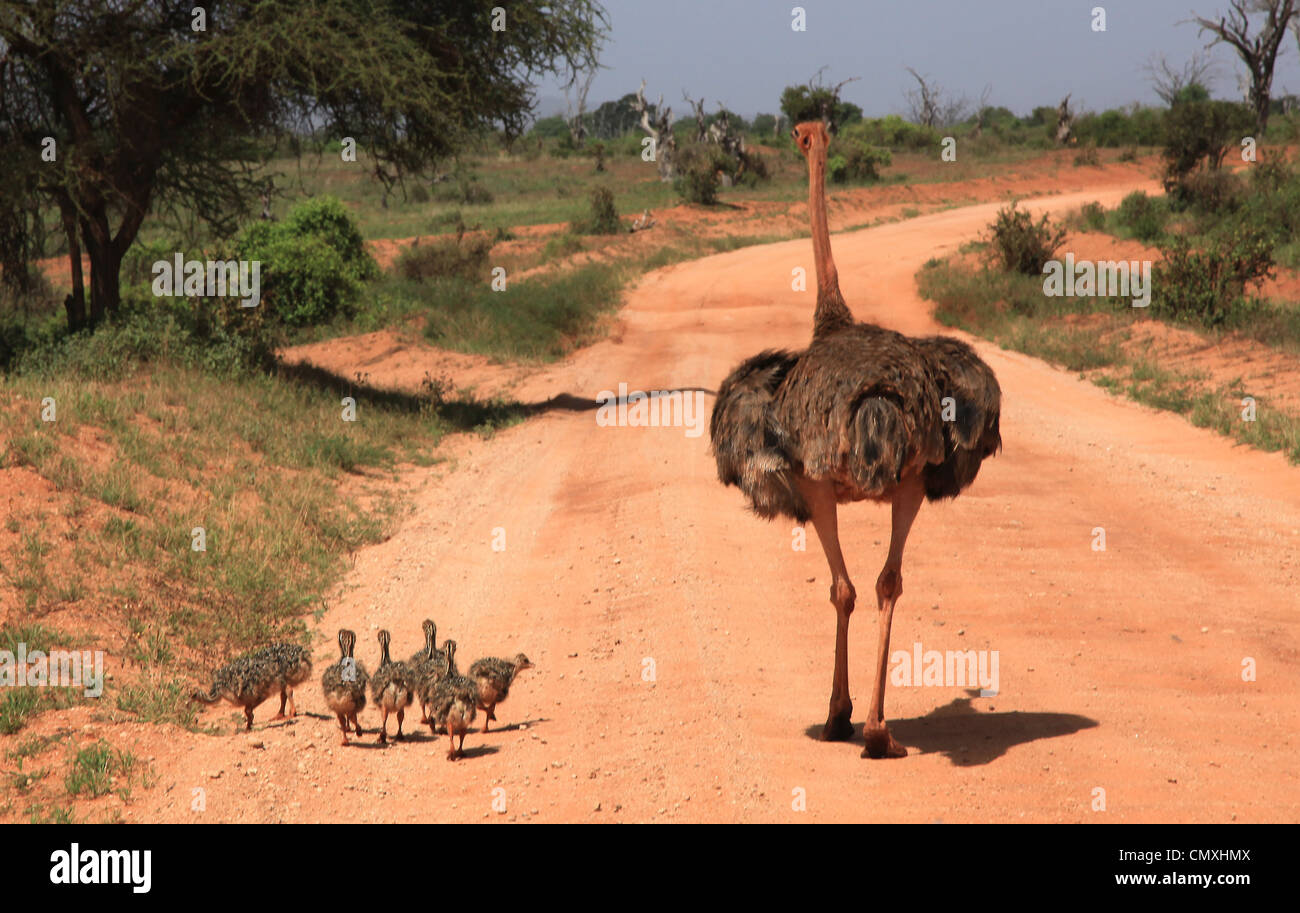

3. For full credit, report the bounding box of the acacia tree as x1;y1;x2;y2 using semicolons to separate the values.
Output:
1194;0;1297;134
0;0;606;331
779;68;861;134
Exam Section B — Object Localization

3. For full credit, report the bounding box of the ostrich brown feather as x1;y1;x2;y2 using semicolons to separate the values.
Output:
710;120;1001;758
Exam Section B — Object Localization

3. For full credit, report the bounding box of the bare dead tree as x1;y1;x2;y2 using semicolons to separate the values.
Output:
1056;94;1076;145
904;67;941;127
684;91;708;143
632;79;676;181
971;84;993;138
679;92;749;183
1145;51;1218;104
709;105;749;185
905;67;968;128
565;67;597;148
1195;0;1298;133
815;70;861;134
707;107;745;156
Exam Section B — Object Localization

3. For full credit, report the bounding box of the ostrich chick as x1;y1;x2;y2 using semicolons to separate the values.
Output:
192;653;281;731
369;629;415;744
321;629;369;745
467;654;534;733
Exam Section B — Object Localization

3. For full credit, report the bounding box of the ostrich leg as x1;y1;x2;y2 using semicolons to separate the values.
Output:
862;477;924;759
800;478;857;741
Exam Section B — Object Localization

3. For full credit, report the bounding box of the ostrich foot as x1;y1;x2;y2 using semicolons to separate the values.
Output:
822;710;854;742
861;725;907;759
269;712;287;722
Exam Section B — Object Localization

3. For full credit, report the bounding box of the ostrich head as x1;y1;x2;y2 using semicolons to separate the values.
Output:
792;121;831;158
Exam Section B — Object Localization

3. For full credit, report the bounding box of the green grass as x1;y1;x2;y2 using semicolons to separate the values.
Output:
0;625;87;735
0;690;42;736
115;679;200;729
0;327;530;676
5;732;71;761
918;256;1300;463
64;741;142;799
5;759;49;794
28;804;76;824
419;261;627;361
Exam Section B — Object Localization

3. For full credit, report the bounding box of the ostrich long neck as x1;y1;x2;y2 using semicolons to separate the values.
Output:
808;139;853;335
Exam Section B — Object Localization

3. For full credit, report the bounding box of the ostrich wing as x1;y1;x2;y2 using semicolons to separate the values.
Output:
915;335;1003;500
710;349;810;522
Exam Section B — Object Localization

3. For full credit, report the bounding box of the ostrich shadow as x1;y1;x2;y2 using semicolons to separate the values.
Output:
478;716;551;736
803;693;1098;766
274;360;713;429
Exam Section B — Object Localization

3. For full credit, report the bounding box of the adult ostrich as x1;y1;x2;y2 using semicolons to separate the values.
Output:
710;121;1001;758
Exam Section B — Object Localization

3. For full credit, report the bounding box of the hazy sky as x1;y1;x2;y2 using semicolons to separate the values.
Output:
532;0;1300;118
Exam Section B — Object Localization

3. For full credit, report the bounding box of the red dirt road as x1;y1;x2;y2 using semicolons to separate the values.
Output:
136;185;1300;823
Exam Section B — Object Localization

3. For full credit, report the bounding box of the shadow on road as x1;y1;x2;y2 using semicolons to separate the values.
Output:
804;693;1098;765
274;359;714;431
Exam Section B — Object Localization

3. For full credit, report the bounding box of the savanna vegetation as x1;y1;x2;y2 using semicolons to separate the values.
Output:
5;0;1300;819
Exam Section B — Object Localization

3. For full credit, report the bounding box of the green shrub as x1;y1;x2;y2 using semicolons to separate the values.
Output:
1169;168;1243;214
1237;160;1300;243
1162;100;1254;191
1080;201;1107;231
673;144;726;205
1073;106;1166;147
828;136;891;182
239;227;357;327
988;203;1066;275
1115;191;1166;242
848;116;940;150
1153;226;1274;326
395;234;492;282
236;196;377;327
280;196;378;282
572;187;622;235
